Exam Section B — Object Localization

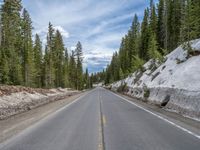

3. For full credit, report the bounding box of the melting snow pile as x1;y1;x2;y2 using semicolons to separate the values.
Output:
111;39;200;120
0;86;78;119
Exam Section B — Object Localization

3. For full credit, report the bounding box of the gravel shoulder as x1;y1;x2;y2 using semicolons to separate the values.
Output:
0;92;85;143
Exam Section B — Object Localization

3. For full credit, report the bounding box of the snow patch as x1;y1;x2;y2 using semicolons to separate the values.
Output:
111;39;200;120
0;88;78;120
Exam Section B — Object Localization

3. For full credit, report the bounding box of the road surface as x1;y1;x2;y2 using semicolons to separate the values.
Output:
0;88;199;150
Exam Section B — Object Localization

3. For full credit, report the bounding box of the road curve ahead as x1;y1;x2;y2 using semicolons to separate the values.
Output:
0;87;200;150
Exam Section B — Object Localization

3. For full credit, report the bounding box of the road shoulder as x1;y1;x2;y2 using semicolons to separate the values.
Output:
0;92;85;143
108;89;200;138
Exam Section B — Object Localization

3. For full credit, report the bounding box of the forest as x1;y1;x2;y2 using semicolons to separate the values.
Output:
92;0;200;85
0;0;200;88
0;0;91;90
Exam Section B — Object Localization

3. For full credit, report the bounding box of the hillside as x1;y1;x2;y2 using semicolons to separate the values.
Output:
111;39;200;120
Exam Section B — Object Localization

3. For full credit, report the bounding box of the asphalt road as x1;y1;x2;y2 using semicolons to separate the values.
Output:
0;87;199;150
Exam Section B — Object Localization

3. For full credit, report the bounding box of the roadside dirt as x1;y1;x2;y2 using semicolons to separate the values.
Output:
0;92;85;143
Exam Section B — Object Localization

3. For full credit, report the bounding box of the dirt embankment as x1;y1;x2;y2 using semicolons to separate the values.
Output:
0;85;80;120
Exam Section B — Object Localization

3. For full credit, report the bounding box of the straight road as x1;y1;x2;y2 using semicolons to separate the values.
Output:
0;87;199;150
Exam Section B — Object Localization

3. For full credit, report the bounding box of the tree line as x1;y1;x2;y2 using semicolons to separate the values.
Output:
0;0;91;90
103;0;200;84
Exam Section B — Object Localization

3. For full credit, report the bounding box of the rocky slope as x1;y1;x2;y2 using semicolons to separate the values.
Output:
111;39;200;120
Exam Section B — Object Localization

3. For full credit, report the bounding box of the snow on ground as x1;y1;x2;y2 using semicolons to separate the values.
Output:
0;86;79;119
111;39;200;120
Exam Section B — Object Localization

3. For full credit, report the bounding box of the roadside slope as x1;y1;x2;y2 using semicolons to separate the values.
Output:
111;39;200;120
0;86;79;119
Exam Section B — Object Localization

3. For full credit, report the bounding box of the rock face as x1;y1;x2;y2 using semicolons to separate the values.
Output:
111;39;200;120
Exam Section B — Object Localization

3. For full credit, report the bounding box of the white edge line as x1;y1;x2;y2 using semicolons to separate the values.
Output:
109;90;200;140
54;89;93;113
0;89;94;148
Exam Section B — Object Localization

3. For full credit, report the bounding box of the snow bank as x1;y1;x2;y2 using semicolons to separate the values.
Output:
111;39;200;120
0;86;79;119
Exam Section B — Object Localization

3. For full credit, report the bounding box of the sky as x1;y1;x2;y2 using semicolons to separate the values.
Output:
22;0;152;73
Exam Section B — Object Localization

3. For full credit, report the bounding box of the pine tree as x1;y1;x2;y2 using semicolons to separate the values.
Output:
21;8;35;86
119;68;124;80
33;34;43;87
147;33;162;61
63;48;69;87
166;0;183;51
180;0;192;42
157;0;167;53
149;1;157;35
183;0;200;40
140;8;150;61
119;37;126;73
131;55;145;72
0;0;23;85
129;14;140;70
123;34;131;73
44;22;55;88
53;30;65;87
75;41;83;90
192;0;200;38
68;50;77;89
84;68;90;89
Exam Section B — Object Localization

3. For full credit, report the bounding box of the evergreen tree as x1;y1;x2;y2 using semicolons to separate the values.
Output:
147;33;162;61
119;37;126;73
191;0;200;38
68;50;77;89
140;8;150;61
157;0;166;53
53;30;65;87
131;55;145;72
129;14;140;71
44;22;55;88
21;8;35;86
0;0;23;84
75;41;83;90
181;0;200;42
63;48;69;87
33;34;43;87
119;68;124;80
149;0;157;34
84;68;90;89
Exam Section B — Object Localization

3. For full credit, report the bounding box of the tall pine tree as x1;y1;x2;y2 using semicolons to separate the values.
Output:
0;0;23;84
33;34;43;87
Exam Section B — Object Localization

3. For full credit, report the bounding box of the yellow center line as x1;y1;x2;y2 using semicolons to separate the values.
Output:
103;115;106;126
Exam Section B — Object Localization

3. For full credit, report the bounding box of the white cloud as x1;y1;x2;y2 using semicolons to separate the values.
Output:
23;0;150;72
54;26;70;39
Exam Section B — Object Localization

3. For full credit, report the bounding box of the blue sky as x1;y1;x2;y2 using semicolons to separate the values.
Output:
22;0;152;73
